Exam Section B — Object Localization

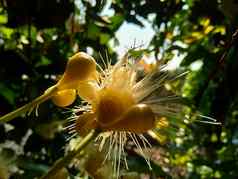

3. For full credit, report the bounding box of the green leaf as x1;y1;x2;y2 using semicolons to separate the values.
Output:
100;33;111;44
0;14;7;24
0;27;14;39
0;83;16;105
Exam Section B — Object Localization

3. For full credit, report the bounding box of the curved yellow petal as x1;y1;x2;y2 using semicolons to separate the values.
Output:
74;112;97;136
77;81;99;103
102;104;155;133
52;89;76;107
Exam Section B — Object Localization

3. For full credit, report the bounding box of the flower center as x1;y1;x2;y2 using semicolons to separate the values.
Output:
96;87;135;127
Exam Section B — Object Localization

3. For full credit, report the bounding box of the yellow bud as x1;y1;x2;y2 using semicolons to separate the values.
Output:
104;104;155;133
52;89;76;107
57;52;97;89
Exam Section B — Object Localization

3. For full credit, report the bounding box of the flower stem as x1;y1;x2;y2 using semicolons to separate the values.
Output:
0;85;58;123
40;129;100;179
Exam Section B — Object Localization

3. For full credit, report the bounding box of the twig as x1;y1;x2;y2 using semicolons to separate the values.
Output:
0;85;58;123
40;129;100;179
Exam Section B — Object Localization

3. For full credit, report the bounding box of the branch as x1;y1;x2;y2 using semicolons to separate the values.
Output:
40;129;100;179
0;85;58;123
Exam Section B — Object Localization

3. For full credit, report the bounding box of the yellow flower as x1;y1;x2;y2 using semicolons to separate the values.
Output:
67;51;186;177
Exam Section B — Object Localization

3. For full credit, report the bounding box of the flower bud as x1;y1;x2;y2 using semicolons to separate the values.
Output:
52;89;76;107
57;52;97;89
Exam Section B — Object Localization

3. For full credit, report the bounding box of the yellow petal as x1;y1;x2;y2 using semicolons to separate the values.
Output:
103;104;155;133
74;112;97;136
52;89;76;107
77;81;99;103
96;87;135;127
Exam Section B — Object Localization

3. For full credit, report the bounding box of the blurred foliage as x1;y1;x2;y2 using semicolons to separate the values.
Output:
0;0;238;178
